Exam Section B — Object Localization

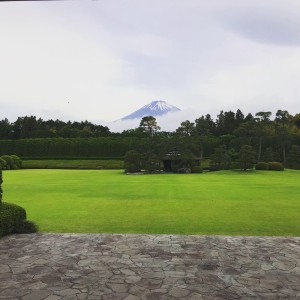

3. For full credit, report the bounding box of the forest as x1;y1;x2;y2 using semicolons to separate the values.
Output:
0;109;300;170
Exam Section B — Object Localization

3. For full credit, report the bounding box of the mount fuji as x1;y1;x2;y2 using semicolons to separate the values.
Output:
121;100;181;120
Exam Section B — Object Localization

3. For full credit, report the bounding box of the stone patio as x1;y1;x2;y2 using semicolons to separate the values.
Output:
0;233;299;299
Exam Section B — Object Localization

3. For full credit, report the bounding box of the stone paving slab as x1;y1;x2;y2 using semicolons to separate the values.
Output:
0;233;299;299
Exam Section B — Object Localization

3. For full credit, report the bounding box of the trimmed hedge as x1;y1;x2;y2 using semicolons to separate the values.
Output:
0;203;37;238
191;166;203;173
255;162;270;170
269;162;284;171
255;161;284;171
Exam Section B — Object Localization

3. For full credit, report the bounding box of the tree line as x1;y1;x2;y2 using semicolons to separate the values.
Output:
0;109;300;169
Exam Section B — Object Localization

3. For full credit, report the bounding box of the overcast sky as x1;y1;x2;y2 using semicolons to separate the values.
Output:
1;0;300;131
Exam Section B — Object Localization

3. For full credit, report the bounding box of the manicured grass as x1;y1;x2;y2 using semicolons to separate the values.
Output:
22;159;124;169
3;169;300;236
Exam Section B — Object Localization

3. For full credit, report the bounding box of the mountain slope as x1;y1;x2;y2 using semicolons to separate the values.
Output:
121;100;181;120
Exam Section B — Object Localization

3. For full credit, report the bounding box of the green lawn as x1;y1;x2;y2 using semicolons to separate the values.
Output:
2;169;300;236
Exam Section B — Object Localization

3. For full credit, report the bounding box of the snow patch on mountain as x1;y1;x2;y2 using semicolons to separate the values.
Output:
121;100;181;120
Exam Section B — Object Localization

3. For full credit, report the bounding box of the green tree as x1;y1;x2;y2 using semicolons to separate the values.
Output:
210;144;231;170
255;111;272;162
124;150;141;173
262;147;274;162
176;120;195;137
194;116;212;159
275;110;292;164
0;170;2;205
238;145;256;171
0;118;12;139
286;145;300;169
139;116;160;136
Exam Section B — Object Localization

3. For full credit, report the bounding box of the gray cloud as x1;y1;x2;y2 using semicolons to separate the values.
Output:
218;0;300;46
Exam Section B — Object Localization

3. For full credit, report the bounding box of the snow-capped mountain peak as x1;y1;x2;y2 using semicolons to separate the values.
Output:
121;100;181;120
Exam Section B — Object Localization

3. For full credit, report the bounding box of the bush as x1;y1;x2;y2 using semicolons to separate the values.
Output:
124;150;141;173
125;163;141;173
0;203;37;238
0;155;22;170
268;162;284;171
14;220;38;234
10;155;22;169
191;166;203;173
255;162;270;170
209;165;220;171
0;158;6;170
286;145;300;170
229;161;240;170
1;155;14;170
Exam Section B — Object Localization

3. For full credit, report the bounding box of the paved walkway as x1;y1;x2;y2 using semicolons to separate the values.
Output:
0;234;299;300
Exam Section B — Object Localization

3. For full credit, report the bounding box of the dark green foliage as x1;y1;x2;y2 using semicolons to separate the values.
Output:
0;109;300;165
255;162;270;170
238;145;256;171
22;159;124;170
262;147;274;162
10;155;22;169
124;150;141;173
0;171;2;205
14;220;38;234
210;144;231;170
268;162;284;171
0;203;38;238
286;145;300;169
0;158;6;170
229;161;240;170
0;203;24;237
191;166;203;173
0;138;139;158
0;155;22;170
139;116;160;136
141;153;161;173
1;155;14;169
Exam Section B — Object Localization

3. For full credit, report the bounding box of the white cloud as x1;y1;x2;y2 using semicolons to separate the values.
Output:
1;0;300;129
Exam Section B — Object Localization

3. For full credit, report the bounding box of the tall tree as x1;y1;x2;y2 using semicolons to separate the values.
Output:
175;120;195;137
0;118;12;139
139;116;160;136
238;145;256;171
194;116;212;159
275;110;292;163
0;170;3;205
255;111;272;161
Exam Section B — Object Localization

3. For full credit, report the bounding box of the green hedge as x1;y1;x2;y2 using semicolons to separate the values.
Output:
191;166;203;173
255;162;270;170
255;161;284;171
0;203;37;238
269;162;284;171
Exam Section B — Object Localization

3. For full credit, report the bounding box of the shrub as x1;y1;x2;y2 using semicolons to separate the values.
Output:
1;155;14;170
0;155;22;170
0;171;2;205
0;158;6;170
14;220;38;234
238;145;256;171
209;165;220;171
10;155;22;169
125;163;141;173
255;162;270;170
268;162;284;171
0;203;37;238
124;150;141;173
191;166;203;173
286;145;300;170
229;161;240;170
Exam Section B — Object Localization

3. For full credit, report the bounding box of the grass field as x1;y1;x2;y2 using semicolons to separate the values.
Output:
3;169;300;236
